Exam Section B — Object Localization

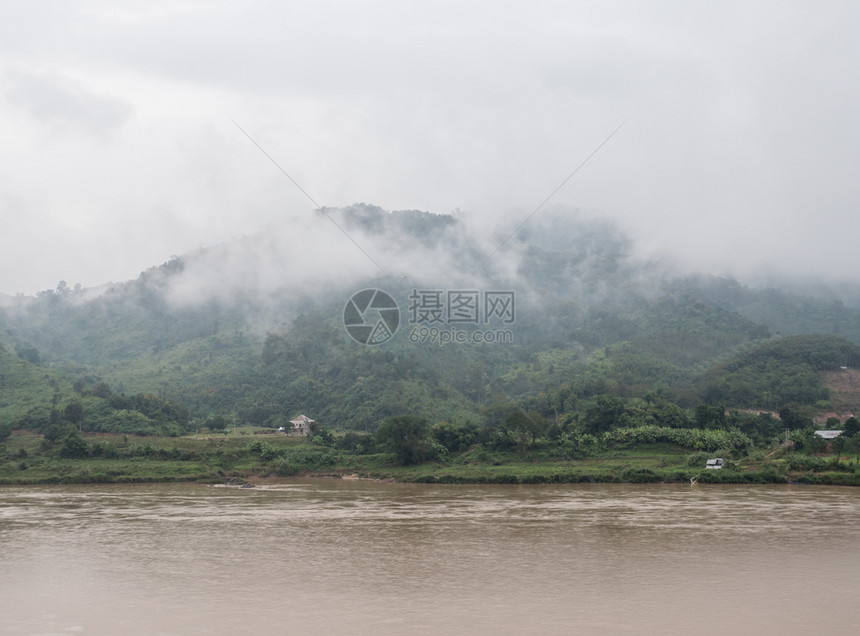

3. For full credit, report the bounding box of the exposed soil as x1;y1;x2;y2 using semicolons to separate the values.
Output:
821;368;860;422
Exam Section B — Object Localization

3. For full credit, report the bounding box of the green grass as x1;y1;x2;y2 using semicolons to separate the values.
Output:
2;431;859;486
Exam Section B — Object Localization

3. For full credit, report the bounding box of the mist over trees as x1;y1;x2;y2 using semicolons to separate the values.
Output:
2;205;860;441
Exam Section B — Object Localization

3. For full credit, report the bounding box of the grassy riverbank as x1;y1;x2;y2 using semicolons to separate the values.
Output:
3;429;860;486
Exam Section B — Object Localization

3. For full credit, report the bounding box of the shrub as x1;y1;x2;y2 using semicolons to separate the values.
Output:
60;431;90;458
336;432;376;454
272;458;299;476
44;423;77;442
687;452;709;467
621;468;662;483
246;440;280;460
90;440;118;458
785;454;827;472
432;422;476;453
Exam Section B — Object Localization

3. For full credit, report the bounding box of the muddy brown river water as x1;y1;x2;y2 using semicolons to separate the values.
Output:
1;480;858;635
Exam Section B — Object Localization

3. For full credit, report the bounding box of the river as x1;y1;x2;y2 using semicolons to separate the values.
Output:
1;480;858;635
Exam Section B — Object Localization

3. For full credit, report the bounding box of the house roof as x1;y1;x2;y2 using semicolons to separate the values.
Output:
814;430;843;439
290;415;314;425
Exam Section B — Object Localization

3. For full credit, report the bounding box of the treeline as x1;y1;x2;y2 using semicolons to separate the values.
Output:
302;406;860;468
10;381;190;437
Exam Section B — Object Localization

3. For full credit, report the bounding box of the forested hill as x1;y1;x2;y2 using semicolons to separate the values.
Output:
683;334;860;409
1;204;860;434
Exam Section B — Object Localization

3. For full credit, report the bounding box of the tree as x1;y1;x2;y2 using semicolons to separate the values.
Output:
64;401;84;430
432;421;477;453
583;395;626;434
375;415;431;465
695;404;726;429
337;431;375;454
92;382;112;399
313;428;335;446
206;416;227;431
0;423;11;443
831;434;846;458
845;435;860;464
14;344;41;365
43;423;72;442
647;399;689;428
504;410;534;454
779;405;814;431
843;416;859;437
60;429;89;458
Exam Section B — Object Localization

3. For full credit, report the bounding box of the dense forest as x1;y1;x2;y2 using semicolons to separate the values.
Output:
2;205;860;452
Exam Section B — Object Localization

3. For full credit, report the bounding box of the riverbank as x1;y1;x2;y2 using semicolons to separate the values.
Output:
3;430;860;486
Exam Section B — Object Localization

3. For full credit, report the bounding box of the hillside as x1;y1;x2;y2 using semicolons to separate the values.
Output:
0;344;74;424
823;367;860;417
684;334;860;409
2;205;860;437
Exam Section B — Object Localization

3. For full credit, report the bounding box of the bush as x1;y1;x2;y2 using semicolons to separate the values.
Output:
432;422;476;453
90;440;118;458
60;431;90;458
484;427;517;452
336;432;376;454
621;468;662;483
553;432;603;459
687;452;710;467
313;428;335;447
755;466;786;483
375;416;432;466
247;440;280;460
785;454;826;472
44;423;77;442
605;426;752;452
272;458;299;476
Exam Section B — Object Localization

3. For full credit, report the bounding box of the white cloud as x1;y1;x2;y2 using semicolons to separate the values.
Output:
0;0;859;294
4;69;132;136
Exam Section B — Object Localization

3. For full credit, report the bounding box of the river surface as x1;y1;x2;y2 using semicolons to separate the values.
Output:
1;480;858;635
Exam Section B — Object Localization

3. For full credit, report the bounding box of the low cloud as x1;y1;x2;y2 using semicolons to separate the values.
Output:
4;69;132;137
1;1;859;296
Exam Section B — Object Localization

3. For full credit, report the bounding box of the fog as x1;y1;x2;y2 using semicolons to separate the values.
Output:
1;1;859;296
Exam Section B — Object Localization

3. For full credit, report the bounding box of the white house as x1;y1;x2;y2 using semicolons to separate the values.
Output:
705;458;724;470
289;415;315;436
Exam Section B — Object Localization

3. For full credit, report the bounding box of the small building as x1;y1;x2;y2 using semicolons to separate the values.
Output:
289;415;315;436
705;458;724;470
814;430;843;440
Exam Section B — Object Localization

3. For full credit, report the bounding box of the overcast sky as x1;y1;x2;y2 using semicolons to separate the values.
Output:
1;0;858;295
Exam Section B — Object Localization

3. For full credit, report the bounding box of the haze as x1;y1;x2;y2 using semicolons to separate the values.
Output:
1;1;858;296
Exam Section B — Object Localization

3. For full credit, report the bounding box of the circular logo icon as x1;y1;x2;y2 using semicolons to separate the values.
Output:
344;289;400;345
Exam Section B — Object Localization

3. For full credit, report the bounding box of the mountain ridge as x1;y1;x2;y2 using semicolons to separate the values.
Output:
2;205;859;434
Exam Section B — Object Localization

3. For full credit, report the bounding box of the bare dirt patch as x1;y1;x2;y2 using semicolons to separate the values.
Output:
822;368;860;420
